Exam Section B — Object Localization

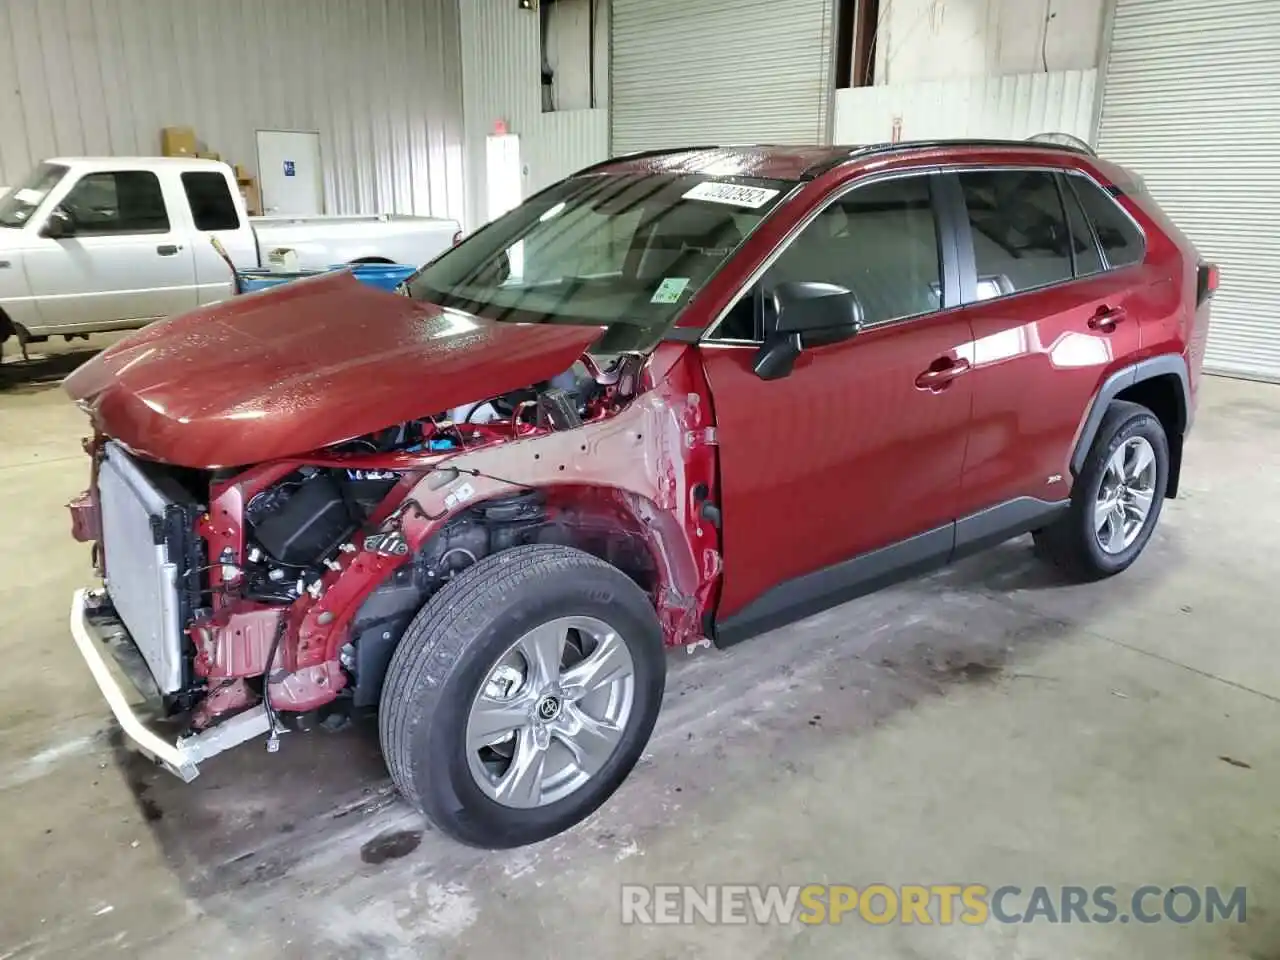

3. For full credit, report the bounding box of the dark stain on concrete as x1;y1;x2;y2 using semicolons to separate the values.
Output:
360;829;423;865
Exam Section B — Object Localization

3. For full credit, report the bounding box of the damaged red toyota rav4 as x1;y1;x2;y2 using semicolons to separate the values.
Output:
66;139;1215;848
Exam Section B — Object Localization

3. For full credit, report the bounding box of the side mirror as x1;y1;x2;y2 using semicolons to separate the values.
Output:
752;281;863;381
40;207;74;239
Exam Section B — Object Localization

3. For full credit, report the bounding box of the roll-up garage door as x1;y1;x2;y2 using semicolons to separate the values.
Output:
610;0;834;155
1097;0;1280;381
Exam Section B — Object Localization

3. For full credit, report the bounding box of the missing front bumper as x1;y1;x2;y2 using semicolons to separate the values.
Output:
69;588;270;782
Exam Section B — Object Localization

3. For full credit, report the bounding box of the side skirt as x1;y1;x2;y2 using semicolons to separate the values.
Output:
712;497;1067;649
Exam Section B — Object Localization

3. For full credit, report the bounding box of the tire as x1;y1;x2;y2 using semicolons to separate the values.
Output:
1034;400;1169;580
379;544;666;848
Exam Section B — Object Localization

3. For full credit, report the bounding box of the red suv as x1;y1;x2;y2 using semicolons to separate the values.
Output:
65;139;1214;848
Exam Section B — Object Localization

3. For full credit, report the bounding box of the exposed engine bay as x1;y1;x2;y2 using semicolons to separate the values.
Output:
110;351;659;729
236;356;633;603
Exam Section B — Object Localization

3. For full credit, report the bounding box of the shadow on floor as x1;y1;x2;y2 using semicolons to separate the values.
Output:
0;344;102;392
101;530;1155;915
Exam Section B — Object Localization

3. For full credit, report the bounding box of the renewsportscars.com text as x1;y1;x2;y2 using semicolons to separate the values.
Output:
620;884;1247;926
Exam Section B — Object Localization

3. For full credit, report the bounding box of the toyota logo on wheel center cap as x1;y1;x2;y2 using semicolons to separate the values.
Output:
536;695;562;722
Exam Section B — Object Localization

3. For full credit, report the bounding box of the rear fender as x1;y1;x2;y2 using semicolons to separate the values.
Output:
1070;354;1191;488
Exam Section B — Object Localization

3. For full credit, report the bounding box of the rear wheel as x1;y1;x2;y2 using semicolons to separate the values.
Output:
379;544;665;848
1034;400;1169;579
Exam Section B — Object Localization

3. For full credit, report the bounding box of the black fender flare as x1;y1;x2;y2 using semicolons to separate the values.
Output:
1070;354;1191;476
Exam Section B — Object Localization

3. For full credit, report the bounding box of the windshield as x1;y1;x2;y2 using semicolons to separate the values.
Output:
0;163;68;228
406;173;793;353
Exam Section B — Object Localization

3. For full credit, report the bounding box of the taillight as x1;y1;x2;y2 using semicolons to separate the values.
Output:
1196;261;1220;305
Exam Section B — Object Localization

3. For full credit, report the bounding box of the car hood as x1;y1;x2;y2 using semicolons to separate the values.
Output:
64;271;603;468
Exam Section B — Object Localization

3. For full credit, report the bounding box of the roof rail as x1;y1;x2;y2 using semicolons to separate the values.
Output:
571;145;725;178
799;136;1097;180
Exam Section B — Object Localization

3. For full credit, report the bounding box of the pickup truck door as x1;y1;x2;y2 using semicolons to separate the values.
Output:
177;168;258;304
23;168;197;332
699;173;975;638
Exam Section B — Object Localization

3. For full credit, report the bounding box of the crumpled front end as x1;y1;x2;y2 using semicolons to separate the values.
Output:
66;342;721;781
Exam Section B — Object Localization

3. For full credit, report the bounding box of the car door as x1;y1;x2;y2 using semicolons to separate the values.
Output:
944;168;1147;528
22;168;197;332
699;172;976;635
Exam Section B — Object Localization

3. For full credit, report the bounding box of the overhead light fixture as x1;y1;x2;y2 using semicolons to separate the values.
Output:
518;0;535;9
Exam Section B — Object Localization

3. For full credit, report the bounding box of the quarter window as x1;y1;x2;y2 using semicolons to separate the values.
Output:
59;171;170;236
958;170;1072;299
1069;176;1146;269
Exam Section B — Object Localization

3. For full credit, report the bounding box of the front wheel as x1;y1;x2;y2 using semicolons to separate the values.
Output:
1034;400;1169;580
379;544;666;848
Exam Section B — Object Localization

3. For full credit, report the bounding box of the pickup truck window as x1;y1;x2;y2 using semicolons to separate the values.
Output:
182;172;241;231
61;171;170;236
0;162;67;227
406;173;793;353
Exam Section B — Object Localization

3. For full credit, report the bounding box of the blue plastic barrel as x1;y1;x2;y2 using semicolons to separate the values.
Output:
236;263;416;295
236;269;323;294
343;263;417;291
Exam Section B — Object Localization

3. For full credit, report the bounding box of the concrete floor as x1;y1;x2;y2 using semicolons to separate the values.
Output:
1;344;1277;959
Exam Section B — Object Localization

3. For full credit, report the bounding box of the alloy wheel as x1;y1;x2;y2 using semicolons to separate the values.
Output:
465;616;635;808
1093;436;1158;555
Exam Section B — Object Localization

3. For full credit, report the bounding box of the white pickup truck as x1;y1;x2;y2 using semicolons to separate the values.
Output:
0;157;459;350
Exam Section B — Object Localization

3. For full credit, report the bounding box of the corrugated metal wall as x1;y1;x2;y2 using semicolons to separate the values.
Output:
611;0;835;154
0;0;466;221
1097;0;1280;382
459;0;608;231
833;70;1098;145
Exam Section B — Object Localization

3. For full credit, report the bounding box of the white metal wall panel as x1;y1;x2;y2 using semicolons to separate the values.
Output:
1097;0;1280;381
611;0;835;154
0;0;465;222
460;0;609;230
833;70;1097;145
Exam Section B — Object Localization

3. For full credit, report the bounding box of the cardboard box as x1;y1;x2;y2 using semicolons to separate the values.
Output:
161;126;197;156
239;178;262;216
196;151;221;161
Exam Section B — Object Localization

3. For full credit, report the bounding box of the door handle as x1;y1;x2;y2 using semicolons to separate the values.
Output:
156;244;181;256
1088;305;1127;331
915;357;971;391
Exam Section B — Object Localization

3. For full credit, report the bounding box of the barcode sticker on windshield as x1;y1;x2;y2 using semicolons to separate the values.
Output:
651;277;690;304
683;181;780;209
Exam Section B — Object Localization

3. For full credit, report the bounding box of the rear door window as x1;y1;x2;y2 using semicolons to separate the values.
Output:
1068;175;1146;269
182;172;241;231
957;170;1073;300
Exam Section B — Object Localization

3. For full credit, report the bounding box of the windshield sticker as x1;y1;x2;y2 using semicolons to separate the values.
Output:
651;277;691;304
683;181;780;209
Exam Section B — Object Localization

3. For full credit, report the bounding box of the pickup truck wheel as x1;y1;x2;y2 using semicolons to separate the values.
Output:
1034;400;1169;580
378;544;665;848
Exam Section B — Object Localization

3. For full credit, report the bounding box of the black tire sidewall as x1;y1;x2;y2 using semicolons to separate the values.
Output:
406;560;665;848
1077;408;1169;574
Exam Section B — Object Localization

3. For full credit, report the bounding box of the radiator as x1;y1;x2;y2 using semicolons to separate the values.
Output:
97;443;185;694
